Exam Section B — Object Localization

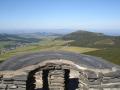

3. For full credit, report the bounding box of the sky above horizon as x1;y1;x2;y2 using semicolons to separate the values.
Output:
0;0;120;35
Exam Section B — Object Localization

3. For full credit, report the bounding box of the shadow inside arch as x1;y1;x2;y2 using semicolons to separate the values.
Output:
68;78;79;90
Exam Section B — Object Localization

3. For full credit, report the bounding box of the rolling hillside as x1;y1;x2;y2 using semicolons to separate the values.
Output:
61;30;120;48
0;34;40;49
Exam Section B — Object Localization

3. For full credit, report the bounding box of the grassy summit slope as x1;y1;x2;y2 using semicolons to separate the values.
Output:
84;48;120;65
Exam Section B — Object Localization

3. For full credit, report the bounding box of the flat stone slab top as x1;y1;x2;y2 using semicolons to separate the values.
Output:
0;51;119;71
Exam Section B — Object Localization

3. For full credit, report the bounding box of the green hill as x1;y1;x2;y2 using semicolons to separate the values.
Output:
0;34;40;42
0;34;40;49
61;30;120;48
60;30;120;65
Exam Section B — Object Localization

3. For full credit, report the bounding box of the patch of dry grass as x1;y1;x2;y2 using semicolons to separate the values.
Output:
60;46;99;53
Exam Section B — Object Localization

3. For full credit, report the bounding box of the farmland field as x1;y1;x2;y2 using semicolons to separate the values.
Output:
0;41;15;49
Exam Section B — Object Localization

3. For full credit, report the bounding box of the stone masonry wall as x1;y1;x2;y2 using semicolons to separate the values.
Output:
48;70;65;90
86;70;120;90
0;75;27;90
0;62;120;90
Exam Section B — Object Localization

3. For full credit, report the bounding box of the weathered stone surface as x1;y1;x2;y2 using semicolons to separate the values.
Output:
0;51;120;90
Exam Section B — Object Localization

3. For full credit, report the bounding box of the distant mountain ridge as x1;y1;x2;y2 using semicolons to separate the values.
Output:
61;30;120;48
34;32;63;36
18;32;63;39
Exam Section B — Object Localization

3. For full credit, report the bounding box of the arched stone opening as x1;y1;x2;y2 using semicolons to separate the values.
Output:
26;60;89;90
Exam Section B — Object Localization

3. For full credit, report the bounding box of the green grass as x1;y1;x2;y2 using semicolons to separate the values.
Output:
84;48;120;65
94;39;114;45
0;41;15;49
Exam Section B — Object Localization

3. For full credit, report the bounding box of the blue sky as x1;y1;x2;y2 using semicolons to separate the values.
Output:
0;0;120;34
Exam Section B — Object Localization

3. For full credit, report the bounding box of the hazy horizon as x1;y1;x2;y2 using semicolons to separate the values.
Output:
0;29;120;36
0;0;120;35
